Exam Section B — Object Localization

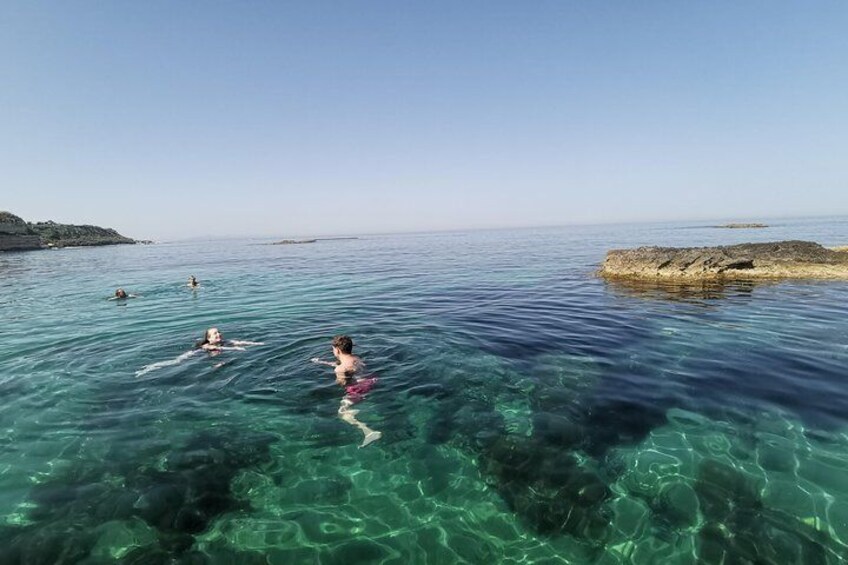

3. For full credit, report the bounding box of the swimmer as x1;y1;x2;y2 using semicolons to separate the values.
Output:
197;327;264;352
187;275;199;288
109;288;137;300
312;335;381;448
136;327;263;377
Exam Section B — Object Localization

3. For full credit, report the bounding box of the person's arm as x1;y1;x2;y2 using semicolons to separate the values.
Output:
311;358;337;367
230;340;264;346
334;365;349;385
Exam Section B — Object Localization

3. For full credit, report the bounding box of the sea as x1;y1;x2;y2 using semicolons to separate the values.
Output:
1;217;847;564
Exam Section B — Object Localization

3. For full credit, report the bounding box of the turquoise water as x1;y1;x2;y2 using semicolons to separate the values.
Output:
2;218;848;564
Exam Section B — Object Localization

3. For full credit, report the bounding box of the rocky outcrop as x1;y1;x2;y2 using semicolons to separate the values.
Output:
600;241;848;281
714;223;768;229
0;212;43;251
0;211;137;251
267;237;359;245
28;220;135;248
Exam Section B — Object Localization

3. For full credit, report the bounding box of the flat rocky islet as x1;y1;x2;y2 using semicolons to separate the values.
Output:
267;237;358;245
714;223;769;229
269;239;317;245
600;240;848;281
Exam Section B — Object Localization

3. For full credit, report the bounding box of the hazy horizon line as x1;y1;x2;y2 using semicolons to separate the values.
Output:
149;212;848;244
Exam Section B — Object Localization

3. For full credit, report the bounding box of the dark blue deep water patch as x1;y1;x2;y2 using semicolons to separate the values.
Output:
2;220;848;563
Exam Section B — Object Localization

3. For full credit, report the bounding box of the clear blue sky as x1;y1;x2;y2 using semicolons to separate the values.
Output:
2;1;846;239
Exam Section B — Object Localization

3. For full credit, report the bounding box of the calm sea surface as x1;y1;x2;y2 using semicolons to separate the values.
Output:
2;218;848;564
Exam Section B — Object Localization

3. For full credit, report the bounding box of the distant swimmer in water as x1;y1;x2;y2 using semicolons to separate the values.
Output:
312;335;381;448
109;288;137;300
136;327;263;377
187;275;199;288
197;327;264;352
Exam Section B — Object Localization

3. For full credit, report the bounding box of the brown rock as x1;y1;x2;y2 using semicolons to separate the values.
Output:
600;241;848;281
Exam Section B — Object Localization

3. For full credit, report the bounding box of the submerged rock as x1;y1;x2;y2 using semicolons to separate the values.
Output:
8;429;275;563
600;241;848;281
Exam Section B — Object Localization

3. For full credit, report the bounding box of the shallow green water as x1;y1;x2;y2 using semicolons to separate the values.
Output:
1;219;848;563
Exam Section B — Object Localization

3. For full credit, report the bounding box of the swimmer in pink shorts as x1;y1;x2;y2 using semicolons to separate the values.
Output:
312;335;381;447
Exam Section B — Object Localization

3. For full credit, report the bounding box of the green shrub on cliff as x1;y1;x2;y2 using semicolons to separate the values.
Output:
28;221;135;247
1;211;136;250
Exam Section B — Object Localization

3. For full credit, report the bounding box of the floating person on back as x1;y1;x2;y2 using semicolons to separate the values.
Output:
197;327;263;352
109;288;137;300
135;327;263;377
187;275;199;288
312;335;381;448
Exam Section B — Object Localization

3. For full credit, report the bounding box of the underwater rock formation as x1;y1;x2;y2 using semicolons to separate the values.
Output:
0;429;275;563
600;241;848;281
692;458;840;563
478;434;612;542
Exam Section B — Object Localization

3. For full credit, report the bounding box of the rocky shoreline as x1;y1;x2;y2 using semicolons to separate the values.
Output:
0;211;137;252
600;241;848;281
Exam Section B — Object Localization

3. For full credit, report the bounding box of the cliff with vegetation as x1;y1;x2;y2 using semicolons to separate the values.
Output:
0;211;136;251
28;220;135;248
0;212;43;251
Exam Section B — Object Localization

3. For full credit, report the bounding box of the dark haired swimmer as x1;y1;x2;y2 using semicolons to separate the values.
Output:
197;327;263;352
136;327;263;377
312;335;381;447
109;288;137;300
187;275;199;288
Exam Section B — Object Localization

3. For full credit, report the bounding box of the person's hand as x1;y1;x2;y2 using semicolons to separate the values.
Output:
311;357;322;364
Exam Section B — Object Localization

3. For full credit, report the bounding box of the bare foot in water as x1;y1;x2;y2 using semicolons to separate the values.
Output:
360;431;382;448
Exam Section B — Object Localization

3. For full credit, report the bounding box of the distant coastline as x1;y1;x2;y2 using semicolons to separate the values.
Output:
0;211;138;252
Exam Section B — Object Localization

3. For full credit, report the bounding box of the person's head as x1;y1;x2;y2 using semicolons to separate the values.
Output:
188;275;198;285
115;288;127;299
332;335;353;357
200;327;222;346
